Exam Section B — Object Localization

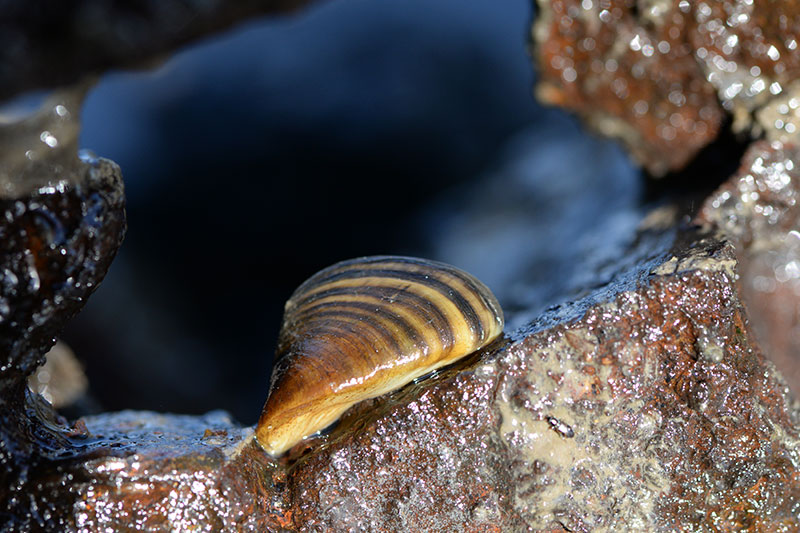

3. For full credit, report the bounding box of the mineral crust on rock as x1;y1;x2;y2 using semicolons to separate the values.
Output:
7;197;800;530
533;0;724;175
532;0;800;174
698;139;800;398
6;3;800;529
688;1;800;137
0;90;127;530
285;225;800;531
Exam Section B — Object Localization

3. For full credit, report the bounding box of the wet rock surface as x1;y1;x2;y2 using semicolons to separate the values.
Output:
0;164;126;525
7;193;800;530
0;157;125;392
533;0;724;175
283;225;800;531
44;412;265;532
532;0;800;175
5;1;800;531
698;140;800;399
0;89;126;530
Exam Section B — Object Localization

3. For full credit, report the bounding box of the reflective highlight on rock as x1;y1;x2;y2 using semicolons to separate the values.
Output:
256;256;504;457
0;85;88;198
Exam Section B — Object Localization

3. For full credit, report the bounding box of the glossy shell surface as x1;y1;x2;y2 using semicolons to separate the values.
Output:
256;255;504;456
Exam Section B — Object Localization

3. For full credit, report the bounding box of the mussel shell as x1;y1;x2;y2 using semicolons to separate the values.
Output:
256;255;504;456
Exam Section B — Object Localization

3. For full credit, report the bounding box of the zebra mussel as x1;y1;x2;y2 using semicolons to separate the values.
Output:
255;255;504;457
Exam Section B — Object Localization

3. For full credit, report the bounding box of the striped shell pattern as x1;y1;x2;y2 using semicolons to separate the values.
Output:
255;255;504;456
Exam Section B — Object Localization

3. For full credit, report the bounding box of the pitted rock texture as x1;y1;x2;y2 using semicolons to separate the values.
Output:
0;157;126;392
284;229;800;531
0;155;126;530
532;0;800;174
495;237;797;531
689;1;800;138
7;206;800;530
533;0;724;175
698;140;800;398
286;353;522;532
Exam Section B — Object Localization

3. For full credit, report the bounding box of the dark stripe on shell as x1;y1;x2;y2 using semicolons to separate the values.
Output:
291;267;484;341
289;285;456;350
257;255;505;457
295;308;406;363
294;300;425;353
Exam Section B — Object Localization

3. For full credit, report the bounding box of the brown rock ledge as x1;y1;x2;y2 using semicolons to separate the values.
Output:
532;0;724;175
8;204;800;531
285;225;799;531
532;0;800;174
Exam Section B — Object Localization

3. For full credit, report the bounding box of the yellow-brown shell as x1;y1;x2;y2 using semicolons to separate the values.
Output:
255;255;504;456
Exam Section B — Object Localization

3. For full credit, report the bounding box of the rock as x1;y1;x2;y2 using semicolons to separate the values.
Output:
0;89;126;530
698;140;800;398
0;87;126;392
3;92;798;528
688;1;800;135
754;82;800;142
284;224;800;531
5;2;800;530
8;192;800;530
532;0;724;175
532;0;800;174
0;0;315;102
41;411;283;532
